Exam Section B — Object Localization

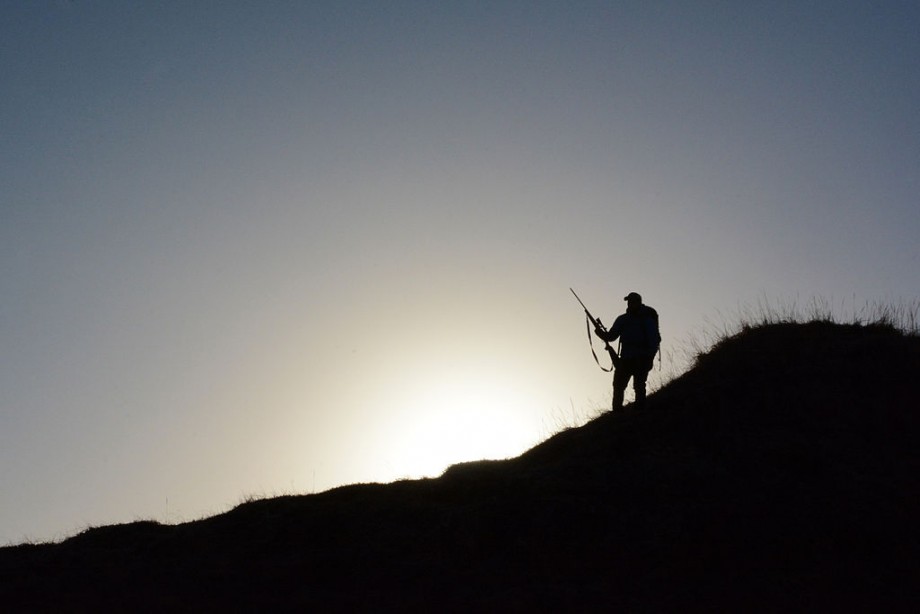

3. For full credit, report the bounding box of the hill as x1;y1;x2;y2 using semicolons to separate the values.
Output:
1;321;918;611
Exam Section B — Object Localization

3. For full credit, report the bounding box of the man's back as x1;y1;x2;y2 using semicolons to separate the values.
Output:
611;305;660;358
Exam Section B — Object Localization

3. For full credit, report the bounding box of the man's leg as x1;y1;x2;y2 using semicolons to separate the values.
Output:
632;373;647;408
632;357;653;409
612;366;630;411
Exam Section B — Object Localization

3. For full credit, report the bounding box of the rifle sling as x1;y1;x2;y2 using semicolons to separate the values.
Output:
585;313;614;373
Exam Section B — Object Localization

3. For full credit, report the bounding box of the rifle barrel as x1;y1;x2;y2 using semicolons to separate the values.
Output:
570;287;589;313
570;288;604;332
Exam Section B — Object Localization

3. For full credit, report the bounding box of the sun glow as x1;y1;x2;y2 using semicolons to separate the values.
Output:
374;368;543;480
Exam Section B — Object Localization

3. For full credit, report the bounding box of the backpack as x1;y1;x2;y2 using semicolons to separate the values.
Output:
642;305;661;348
635;305;661;366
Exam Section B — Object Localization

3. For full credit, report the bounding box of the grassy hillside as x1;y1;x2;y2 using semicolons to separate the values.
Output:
1;320;918;612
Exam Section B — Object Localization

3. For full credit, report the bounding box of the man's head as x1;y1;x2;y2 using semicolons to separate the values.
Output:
624;292;643;311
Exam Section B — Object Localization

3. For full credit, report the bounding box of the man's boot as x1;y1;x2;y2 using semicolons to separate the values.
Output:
633;386;646;410
612;388;624;412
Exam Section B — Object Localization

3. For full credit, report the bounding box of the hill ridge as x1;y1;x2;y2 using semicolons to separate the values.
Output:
2;321;918;611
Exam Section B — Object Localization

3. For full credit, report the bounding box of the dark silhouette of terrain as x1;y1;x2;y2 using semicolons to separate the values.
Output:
2;321;918;612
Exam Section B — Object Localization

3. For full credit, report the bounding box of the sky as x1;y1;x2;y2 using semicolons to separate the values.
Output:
2;1;918;544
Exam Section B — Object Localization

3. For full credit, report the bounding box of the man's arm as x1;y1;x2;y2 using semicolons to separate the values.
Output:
596;315;621;343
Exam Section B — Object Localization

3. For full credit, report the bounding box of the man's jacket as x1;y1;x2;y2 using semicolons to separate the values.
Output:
599;305;660;359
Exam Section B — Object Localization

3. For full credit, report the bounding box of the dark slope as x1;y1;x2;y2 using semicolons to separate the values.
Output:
2;322;918;612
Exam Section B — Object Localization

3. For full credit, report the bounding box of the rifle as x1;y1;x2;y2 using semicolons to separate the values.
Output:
570;288;619;371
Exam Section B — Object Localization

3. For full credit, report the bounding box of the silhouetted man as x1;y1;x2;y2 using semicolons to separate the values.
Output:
595;292;660;410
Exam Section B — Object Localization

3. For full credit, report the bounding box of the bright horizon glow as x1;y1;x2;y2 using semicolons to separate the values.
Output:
333;329;558;485
370;365;547;480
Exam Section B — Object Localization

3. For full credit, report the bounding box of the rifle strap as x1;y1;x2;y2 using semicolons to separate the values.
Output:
585;314;614;373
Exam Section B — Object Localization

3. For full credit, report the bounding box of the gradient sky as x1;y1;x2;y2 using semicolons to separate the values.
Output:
2;1;918;544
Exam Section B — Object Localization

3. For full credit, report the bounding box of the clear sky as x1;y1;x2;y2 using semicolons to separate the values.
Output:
2;1;918;544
